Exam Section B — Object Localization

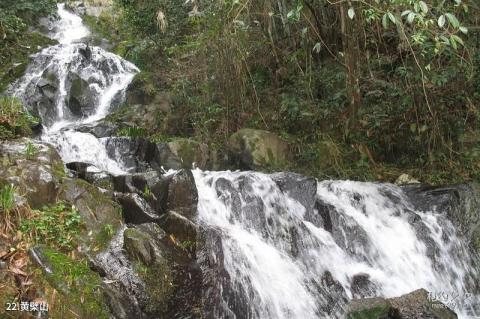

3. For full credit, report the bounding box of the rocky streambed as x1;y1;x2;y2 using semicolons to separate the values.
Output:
1;3;480;319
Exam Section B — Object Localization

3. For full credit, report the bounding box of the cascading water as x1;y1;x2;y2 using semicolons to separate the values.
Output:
193;170;480;319
10;3;137;174
6;3;480;319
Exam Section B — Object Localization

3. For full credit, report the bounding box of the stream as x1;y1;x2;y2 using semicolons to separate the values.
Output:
7;3;480;319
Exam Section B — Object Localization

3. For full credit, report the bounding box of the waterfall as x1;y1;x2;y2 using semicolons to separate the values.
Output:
193;170;480;319
10;3;137;174
6;3;480;319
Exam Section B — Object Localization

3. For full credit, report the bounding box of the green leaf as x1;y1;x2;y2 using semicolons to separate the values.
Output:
459;26;468;34
437;15;445;28
419;1;428;14
410;123;417;133
387;12;396;24
401;10;411;17
445;13;460;28
382;14;389;29
312;42;321;53
348;7;355;19
407;12;415;24
451;34;464;46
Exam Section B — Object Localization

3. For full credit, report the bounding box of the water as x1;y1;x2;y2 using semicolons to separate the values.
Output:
193;170;480;318
7;4;480;319
11;3;137;174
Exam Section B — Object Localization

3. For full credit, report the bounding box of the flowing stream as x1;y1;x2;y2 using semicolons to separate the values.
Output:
7;4;480;318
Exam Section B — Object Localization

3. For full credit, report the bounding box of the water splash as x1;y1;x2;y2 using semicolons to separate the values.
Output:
193;170;480;319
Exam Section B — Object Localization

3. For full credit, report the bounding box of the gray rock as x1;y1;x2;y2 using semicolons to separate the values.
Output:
228;128;289;169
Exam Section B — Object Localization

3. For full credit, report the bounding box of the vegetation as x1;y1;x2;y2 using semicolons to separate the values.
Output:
0;0;57;91
0;97;38;140
20;202;83;251
95;0;480;184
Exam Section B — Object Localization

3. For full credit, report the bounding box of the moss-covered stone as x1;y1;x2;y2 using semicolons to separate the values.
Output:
168;138;210;169
228;128;289;170
58;178;123;251
124;227;155;266
136;261;174;315
32;247;110;319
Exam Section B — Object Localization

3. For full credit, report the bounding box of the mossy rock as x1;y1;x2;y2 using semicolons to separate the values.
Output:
30;246;110;319
124;227;156;266
228;128;289;170
0;139;64;208
58;178;123;251
168;138;210;169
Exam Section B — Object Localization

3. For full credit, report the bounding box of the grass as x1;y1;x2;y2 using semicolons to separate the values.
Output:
25;141;38;159
20;202;83;251
0;184;16;213
0;96;38;140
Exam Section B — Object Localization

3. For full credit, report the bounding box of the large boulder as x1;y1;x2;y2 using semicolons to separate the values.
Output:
346;289;458;319
0;138;64;208
67;73;97;117
228;128;289;169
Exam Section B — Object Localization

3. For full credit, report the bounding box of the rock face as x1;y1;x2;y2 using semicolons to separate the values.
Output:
403;183;480;266
228;128;289;169
346;289;458;319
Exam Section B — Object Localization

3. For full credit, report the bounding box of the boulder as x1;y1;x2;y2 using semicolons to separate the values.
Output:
114;192;159;224
165;169;198;219
58;178;123;250
66;161;114;190
228;128;289;169
123;227;157;266
346;289;458;319
167;138;210;169
0;138;64;208
68;73;97;117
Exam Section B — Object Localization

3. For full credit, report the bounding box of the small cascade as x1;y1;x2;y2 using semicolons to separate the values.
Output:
193;170;480;319
10;3;137;174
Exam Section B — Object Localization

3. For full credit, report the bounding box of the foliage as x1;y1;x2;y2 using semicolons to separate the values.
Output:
0;96;38;140
20;202;83;251
40;248;110;319
25;141;38;159
0;184;16;213
118;125;147;138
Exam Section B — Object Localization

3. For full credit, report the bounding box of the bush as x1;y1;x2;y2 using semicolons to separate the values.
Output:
0;96;38;140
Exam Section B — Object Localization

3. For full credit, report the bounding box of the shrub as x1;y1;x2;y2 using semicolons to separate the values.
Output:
0;96;38;140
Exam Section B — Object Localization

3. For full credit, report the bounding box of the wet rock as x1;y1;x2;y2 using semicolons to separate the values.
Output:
115;192;159;224
346;289;458;319
66;161;113;190
58;178;122;249
123;227;156;266
350;273;378;299
0;138;64;208
103;137;155;172
150;142;183;170
68;73;97;117
403;183;480;259
158;210;198;243
271;172;317;212
165;169;198;219
76;120;117;137
228;128;289;169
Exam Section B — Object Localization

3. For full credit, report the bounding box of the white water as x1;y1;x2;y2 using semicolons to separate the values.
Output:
8;4;480;319
12;3;137;174
194;170;480;319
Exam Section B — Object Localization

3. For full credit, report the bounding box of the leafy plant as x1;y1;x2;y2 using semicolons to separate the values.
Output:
0;97;38;140
0;184;16;213
20;202;83;251
118;125;147;138
25;141;37;159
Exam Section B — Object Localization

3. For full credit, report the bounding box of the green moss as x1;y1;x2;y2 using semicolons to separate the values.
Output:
95;223;116;250
135;261;174;314
0;97;38;140
40;248;110;319
347;305;391;319
0;31;56;92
